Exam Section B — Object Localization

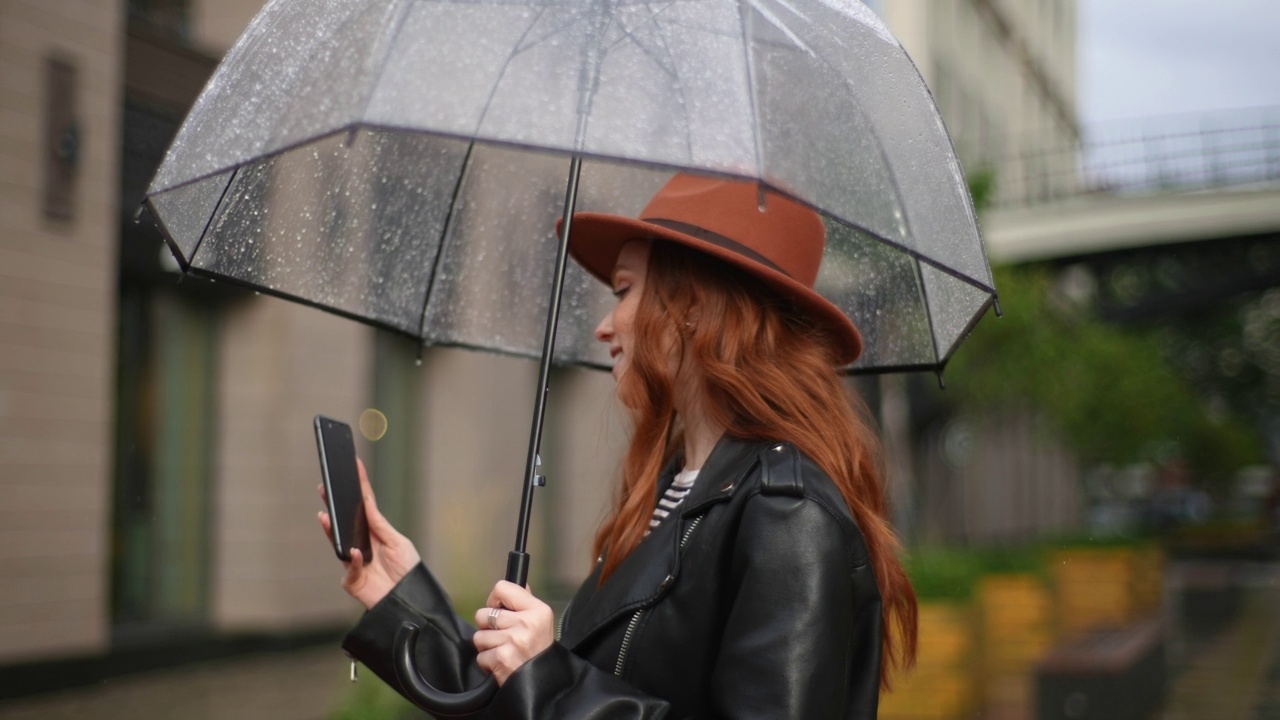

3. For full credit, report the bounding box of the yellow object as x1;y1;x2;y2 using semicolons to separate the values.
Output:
880;602;978;720
1050;546;1164;638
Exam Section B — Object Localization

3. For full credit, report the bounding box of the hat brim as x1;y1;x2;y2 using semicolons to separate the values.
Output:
564;213;863;365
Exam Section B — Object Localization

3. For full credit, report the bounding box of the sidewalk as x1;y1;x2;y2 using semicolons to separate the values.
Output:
0;646;353;720
1163;565;1280;720
2;565;1277;720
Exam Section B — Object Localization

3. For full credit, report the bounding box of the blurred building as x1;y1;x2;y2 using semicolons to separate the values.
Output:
0;0;622;687
869;0;1080;205
868;0;1083;545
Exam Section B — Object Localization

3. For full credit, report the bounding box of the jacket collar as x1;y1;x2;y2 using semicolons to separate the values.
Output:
668;434;766;516
560;435;768;649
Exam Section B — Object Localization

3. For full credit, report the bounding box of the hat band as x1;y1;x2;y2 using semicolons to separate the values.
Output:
642;218;791;279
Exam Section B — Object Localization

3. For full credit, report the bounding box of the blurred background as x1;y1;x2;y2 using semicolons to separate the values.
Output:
0;0;1276;718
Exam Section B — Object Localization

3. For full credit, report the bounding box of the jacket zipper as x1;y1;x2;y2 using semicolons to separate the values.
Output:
557;597;572;642
614;515;705;677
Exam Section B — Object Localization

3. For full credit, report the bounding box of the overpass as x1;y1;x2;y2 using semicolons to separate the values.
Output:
985;186;1280;265
980;106;1280;320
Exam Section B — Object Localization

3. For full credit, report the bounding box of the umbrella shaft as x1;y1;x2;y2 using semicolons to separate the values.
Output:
509;154;584;584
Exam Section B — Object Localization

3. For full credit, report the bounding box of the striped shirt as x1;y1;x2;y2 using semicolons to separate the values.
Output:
647;468;700;535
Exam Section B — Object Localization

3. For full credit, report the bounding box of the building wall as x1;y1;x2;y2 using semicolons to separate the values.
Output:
189;0;266;56
412;348;540;605
874;0;1083;542
211;300;374;631
917;411;1081;545
0;0;124;662
544;367;629;594
877;0;1079;204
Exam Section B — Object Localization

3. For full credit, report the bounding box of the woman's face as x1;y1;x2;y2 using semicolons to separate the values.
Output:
594;240;651;384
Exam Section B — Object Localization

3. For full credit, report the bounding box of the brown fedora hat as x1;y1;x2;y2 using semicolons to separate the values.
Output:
566;173;862;364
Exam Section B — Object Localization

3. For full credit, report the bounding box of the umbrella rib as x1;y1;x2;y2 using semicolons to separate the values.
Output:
791;16;924;254
605;1;677;55
508;7;584;58
352;0;416;126
646;9;695;160
415;140;476;341
917;254;997;295
187;167;239;268
936;292;997;369
468;7;548;140
754;180;995;294
737;2;765;177
739;5;922;256
742;0;815;56
911;257;944;368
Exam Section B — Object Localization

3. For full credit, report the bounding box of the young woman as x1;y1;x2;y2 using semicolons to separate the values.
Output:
322;173;917;718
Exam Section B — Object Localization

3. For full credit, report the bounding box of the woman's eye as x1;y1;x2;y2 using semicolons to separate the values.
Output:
611;286;630;298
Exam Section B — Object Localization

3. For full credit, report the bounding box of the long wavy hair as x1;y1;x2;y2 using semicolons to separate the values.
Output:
591;240;918;687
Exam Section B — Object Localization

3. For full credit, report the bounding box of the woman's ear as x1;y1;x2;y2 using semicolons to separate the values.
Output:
683;302;700;331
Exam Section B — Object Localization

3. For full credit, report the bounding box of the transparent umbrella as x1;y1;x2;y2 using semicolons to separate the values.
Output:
142;0;996;713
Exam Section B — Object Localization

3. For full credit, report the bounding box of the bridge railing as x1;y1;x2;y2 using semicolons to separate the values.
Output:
993;106;1280;208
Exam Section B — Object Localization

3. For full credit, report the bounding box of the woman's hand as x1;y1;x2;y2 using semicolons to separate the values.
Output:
472;581;555;686
317;458;421;609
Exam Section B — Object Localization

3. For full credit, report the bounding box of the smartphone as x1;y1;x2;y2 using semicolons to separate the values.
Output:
314;415;372;562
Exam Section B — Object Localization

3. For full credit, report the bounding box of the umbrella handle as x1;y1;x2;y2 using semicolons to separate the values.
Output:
393;622;499;717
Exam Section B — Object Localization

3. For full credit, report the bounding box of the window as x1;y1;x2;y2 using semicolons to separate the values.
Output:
127;0;190;43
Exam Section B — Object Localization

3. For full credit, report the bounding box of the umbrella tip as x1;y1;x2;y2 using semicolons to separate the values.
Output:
756;185;767;212
993;297;1003;318
935;370;946;390
133;202;146;224
414;345;424;367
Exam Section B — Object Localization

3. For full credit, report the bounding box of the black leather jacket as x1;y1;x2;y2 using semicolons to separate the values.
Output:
342;436;884;719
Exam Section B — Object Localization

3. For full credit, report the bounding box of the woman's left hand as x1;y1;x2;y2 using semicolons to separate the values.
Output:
472;581;555;686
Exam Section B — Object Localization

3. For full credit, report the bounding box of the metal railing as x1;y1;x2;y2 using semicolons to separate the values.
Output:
992;106;1280;207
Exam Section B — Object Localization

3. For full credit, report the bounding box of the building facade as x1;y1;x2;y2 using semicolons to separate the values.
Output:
869;0;1083;545
0;0;624;679
871;0;1079;205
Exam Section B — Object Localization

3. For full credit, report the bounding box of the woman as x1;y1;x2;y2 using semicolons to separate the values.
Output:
321;173;917;718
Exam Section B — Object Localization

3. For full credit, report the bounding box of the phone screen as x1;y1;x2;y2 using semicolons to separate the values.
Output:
314;415;371;562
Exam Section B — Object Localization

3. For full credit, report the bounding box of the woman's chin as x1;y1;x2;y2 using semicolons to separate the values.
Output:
613;367;644;409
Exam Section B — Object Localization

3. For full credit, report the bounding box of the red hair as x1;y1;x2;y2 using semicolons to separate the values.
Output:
592;240;918;688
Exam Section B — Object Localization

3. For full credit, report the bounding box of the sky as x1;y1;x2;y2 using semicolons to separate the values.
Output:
1079;0;1280;125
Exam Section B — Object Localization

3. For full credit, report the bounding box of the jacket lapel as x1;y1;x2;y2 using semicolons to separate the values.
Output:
676;436;764;517
560;436;766;650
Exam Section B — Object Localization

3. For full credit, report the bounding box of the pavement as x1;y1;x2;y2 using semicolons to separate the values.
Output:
1163;563;1280;720
0;646;357;720
1;562;1277;720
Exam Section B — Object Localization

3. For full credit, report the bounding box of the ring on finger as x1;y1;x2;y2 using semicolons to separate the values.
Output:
487;606;502;630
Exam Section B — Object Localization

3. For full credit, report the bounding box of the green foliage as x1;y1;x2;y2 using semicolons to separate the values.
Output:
1044;531;1155;549
973;545;1046;577
905;534;1186;601
330;675;419;720
946;265;1263;481
905;544;1058;601
903;547;985;601
965;167;997;213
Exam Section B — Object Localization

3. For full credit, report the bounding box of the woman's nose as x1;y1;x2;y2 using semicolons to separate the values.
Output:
594;311;613;343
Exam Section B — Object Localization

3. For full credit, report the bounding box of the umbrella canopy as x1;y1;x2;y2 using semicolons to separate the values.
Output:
144;0;995;374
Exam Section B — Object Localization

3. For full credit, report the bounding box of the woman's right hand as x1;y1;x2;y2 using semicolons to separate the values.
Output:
318;458;421;609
